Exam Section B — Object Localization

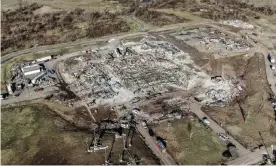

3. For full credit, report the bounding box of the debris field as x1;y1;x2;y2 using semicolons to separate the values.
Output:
172;27;252;56
61;31;247;115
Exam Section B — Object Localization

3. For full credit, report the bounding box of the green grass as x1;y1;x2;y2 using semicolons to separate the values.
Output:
1;103;104;164
1;104;55;164
155;119;227;165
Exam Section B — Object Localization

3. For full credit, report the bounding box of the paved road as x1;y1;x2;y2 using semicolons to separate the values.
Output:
1;86;57;105
0;19;215;65
227;147;273;165
136;123;177;165
258;45;276;95
188;100;250;156
188;99;276;165
0;32;145;64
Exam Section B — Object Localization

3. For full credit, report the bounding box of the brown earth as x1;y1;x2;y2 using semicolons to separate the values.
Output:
1;3;130;55
91;105;118;121
135;8;189;26
149;0;275;21
203;53;276;149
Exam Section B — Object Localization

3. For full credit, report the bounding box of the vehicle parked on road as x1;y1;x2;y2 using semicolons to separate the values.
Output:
202;117;210;125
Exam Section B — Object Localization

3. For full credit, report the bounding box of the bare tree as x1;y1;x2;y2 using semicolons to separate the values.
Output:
18;0;23;10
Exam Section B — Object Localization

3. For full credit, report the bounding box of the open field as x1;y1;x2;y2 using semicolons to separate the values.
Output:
1;101;159;165
203;53;276;149
154;119;227;165
1;3;130;55
1;0;121;12
1;103;101;165
2;0;275;56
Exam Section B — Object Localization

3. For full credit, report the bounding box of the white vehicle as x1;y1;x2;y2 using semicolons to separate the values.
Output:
108;38;115;42
202;117;210;125
269;53;275;63
141;121;147;129
218;133;229;141
271;58;275;63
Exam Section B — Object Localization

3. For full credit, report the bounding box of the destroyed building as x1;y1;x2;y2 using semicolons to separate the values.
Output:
62;36;242;109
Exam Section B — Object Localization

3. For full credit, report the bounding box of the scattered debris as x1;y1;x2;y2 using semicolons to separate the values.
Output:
219;20;254;29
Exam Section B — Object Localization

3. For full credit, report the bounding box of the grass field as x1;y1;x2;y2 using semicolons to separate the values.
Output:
1;103;104;165
1;101;159;164
154;119;227;165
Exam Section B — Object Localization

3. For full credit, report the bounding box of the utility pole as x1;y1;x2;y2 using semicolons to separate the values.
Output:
259;131;272;165
104;148;107;165
93;130;97;153
236;98;246;123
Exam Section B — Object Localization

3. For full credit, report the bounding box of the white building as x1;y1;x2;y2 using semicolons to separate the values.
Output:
21;64;41;76
31;71;47;84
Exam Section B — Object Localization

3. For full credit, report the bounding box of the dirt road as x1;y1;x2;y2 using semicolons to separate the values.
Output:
258;45;276;95
136;123;177;165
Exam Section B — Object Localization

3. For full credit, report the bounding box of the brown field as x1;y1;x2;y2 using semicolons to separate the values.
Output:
1;0;120;12
203;53;276;149
1;3;130;55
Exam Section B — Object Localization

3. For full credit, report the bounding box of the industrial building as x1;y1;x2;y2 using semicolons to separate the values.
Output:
21;64;42;76
31;71;47;84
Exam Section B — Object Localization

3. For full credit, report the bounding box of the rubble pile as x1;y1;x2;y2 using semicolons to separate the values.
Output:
219;20;254;29
172;27;251;55
62;37;243;109
196;78;244;106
